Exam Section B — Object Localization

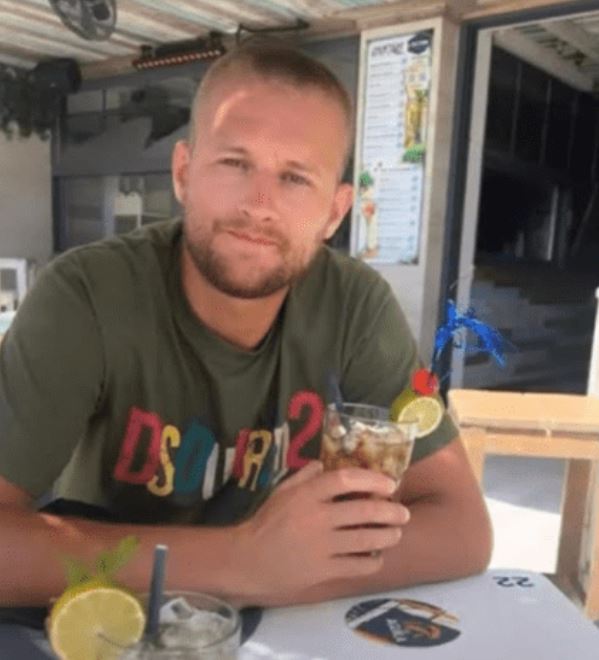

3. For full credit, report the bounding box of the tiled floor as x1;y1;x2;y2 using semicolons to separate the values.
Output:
483;455;564;574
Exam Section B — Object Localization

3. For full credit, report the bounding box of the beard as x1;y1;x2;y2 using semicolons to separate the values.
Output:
182;211;323;299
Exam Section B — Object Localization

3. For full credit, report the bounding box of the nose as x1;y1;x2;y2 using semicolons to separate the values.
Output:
238;171;278;223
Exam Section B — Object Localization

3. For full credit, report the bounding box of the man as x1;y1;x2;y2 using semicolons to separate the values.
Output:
0;42;491;609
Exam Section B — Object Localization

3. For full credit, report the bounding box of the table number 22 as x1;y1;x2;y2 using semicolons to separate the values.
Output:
493;576;535;588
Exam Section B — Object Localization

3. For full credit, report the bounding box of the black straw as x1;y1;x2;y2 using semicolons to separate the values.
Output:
327;372;344;411
146;544;168;638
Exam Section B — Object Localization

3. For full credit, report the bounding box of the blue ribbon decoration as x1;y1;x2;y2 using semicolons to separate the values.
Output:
430;300;514;376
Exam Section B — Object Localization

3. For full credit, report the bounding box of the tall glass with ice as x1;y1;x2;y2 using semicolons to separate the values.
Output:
320;403;417;491
119;592;240;659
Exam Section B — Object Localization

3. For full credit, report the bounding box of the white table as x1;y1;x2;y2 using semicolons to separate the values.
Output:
240;569;599;659
1;570;597;658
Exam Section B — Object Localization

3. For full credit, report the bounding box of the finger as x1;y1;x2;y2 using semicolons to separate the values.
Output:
317;468;397;501
328;499;410;529
276;461;323;493
331;526;403;556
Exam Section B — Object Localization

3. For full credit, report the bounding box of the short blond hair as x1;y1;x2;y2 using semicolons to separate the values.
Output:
188;40;354;178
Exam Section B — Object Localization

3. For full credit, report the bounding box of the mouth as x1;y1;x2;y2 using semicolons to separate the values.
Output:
226;230;279;247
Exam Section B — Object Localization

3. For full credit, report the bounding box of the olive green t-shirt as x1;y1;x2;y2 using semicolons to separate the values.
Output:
0;220;458;525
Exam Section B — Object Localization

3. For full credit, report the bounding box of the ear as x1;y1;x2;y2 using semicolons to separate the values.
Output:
324;183;354;240
171;140;191;205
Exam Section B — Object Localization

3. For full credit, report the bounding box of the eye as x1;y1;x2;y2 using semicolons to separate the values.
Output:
221;158;248;170
282;171;310;186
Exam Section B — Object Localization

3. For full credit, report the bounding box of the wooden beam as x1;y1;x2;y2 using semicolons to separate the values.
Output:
482;433;599;459
335;0;447;30
464;0;587;20
294;16;358;41
80;56;137;80
583;463;599;619
556;461;592;607
446;0;478;19
494;28;594;91
544;19;599;63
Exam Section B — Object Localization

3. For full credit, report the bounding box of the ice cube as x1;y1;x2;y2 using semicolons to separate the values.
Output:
342;431;359;453
160;596;196;623
330;423;347;439
159;611;229;648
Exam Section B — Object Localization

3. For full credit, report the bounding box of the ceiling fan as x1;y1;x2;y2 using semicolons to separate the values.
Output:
49;0;117;41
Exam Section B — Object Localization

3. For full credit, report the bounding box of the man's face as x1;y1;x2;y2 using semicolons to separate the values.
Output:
172;74;353;299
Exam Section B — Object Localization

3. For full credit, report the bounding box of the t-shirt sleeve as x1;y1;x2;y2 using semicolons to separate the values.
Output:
340;278;458;463
0;256;105;498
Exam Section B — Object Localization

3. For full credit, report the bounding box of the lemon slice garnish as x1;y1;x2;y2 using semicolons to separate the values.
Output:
396;396;443;438
49;582;146;660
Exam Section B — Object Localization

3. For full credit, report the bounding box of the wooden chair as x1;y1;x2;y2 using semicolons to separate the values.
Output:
448;388;599;620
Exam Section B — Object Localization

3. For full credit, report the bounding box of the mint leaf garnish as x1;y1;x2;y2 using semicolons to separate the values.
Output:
64;558;92;587
62;536;140;588
95;536;139;578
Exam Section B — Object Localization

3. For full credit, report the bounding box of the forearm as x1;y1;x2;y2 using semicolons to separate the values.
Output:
0;504;247;607
292;491;493;604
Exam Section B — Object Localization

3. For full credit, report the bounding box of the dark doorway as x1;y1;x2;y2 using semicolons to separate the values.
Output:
443;2;599;393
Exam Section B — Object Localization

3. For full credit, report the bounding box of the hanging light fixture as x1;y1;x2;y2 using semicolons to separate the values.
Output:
133;32;226;70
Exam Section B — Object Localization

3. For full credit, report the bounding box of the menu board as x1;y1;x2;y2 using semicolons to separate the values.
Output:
352;30;433;265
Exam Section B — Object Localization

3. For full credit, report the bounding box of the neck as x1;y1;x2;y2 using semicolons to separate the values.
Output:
180;245;288;351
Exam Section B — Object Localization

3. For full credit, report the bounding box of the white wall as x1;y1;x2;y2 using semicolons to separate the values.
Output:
0;133;53;269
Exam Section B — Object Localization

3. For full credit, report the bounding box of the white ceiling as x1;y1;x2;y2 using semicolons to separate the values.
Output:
2;0;599;90
0;0;433;72
495;11;599;92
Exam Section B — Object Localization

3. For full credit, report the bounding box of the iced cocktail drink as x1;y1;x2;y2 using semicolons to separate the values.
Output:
320;403;416;487
119;592;240;659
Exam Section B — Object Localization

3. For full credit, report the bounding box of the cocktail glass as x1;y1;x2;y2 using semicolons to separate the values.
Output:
320;402;417;496
118;591;240;659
